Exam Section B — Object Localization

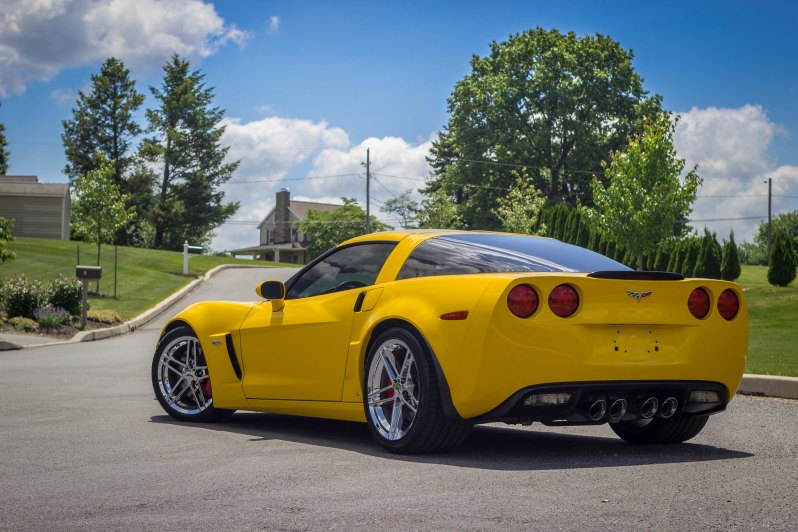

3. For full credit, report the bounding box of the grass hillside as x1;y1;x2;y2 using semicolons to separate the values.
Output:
738;265;797;377
0;237;297;319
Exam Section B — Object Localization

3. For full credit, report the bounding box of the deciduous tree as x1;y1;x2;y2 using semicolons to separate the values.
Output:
584;114;701;270
71;155;135;292
493;175;546;235
300;198;391;260
381;191;420;229
426;27;663;229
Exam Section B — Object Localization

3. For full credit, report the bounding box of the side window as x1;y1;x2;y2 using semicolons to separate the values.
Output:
286;243;397;299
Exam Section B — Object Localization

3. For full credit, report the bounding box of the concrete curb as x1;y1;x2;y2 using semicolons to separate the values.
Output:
738;374;798;400
0;264;268;350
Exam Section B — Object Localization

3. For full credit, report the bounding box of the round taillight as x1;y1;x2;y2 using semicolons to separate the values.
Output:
548;284;579;318
717;289;739;320
507;284;539;318
688;287;710;319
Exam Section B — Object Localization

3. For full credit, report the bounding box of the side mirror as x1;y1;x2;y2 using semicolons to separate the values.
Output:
256;281;285;311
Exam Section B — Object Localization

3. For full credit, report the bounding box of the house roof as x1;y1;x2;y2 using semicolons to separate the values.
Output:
256;200;342;229
0;176;69;197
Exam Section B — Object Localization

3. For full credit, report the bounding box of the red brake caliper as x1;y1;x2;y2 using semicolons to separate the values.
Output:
386;378;394;398
201;379;212;398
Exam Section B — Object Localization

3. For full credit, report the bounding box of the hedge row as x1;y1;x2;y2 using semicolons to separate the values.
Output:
533;204;741;280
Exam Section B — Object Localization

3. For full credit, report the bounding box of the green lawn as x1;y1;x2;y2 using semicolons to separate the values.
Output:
0;237;297;319
738;265;798;377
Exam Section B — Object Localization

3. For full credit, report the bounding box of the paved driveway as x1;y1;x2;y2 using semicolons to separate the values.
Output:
0;268;796;530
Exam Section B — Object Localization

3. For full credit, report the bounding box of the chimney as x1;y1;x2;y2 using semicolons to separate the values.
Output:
274;188;290;243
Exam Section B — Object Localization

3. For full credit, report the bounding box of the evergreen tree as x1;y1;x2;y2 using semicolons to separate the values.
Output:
668;242;683;274
767;229;797;287
681;238;701;277
694;229;722;279
141;54;239;250
61;58;144;245
0;103;9;174
721;231;742;281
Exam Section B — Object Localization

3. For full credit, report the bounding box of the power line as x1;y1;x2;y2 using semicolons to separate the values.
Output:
226;173;359;184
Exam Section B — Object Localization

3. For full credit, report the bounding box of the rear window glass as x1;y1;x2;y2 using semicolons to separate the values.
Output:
396;233;629;280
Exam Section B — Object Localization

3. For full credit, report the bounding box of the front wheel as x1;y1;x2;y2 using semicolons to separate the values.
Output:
363;327;470;453
610;414;709;444
152;326;234;422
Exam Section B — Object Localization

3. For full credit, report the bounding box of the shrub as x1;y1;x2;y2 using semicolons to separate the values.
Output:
33;306;72;328
47;275;82;316
1;275;45;318
87;309;123;325
768;229;797;287
721;231;742;281
9;316;39;332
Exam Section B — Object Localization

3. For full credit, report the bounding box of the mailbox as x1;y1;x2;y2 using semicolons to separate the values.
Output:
76;266;102;280
186;246;204;255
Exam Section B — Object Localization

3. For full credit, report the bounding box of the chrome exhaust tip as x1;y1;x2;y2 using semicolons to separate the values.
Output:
641;397;659;419
659;397;678;419
588;399;607;421
609;398;628;420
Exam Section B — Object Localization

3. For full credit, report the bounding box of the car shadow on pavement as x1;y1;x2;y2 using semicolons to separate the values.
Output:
150;412;752;471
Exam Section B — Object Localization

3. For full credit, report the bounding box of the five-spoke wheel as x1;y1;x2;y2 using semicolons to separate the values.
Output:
366;337;420;441
152;326;234;422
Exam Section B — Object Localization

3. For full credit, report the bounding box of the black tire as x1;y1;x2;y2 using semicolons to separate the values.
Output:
610;414;709;444
363;327;470;454
151;326;234;422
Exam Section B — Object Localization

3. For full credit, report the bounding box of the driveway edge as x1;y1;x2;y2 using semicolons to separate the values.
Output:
738;374;798;400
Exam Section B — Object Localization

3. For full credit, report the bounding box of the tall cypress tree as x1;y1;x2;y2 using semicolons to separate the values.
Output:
141;54;240;250
0;103;9;174
61;58;145;245
721;231;742;281
768;229;797;287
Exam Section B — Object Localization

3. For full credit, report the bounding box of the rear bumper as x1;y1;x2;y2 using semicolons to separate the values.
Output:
472;380;728;425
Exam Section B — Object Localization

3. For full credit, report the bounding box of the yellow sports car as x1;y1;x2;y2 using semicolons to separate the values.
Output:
151;230;748;453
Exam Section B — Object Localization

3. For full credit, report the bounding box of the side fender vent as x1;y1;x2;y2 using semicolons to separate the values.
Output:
225;333;242;380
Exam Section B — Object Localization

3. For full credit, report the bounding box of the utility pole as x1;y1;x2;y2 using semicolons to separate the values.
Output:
365;147;371;233
767;177;773;265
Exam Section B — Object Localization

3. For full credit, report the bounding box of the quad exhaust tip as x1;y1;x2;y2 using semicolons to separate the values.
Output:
641;397;659;419
609;398;628;420
588;399;607;421
659;397;678;419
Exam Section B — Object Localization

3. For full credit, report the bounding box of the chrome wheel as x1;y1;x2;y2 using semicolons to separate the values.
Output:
155;335;212;415
366;338;420;441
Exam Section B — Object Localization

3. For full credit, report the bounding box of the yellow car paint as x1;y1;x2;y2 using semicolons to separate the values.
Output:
159;230;748;423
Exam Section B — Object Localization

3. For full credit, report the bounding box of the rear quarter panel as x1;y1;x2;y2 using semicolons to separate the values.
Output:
452;274;748;418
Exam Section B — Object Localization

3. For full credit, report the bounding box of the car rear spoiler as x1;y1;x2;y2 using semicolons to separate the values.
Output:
587;271;685;281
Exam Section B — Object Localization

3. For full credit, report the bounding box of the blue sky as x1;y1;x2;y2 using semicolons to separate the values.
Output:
1;0;797;250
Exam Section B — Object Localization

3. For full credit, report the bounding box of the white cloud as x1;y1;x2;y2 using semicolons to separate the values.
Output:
267;16;280;36
674;105;797;242
0;0;248;96
211;118;434;252
49;87;75;107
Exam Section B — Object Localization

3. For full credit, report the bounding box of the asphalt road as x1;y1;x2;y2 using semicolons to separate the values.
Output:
1;267;796;531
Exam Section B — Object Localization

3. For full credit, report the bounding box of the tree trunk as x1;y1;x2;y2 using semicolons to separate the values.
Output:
153;137;171;249
638;249;645;271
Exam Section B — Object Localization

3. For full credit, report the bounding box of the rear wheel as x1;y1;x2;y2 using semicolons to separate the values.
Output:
610;414;709;444
363;327;470;453
152;326;234;422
